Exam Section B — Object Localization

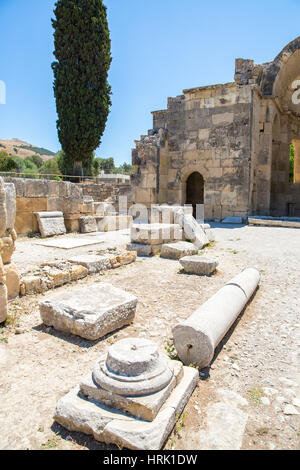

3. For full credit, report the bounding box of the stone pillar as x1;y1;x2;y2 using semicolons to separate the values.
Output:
54;337;198;449
173;268;260;368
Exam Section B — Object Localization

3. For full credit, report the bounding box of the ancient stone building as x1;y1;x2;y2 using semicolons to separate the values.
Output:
130;37;300;219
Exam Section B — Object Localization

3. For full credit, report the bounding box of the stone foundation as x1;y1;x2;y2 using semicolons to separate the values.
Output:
0;177;19;322
54;338;198;450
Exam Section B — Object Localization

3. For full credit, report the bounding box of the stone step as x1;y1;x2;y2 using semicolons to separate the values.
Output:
39;283;138;341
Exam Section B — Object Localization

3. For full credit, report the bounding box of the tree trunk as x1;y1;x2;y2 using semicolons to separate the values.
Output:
73;161;83;182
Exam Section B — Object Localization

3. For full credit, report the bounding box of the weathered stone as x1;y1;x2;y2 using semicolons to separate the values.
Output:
175;212;209;249
70;265;88;281
21;276;47;295
36;237;104;250
81;339;183;421
0;177;7;237
4;263;20;300
131;223;181;246
179;256;219;275
0;235;15;264
283;405;299;416
35;211;66;238
4;183;16;230
173;268;260;368
0;284;8;323
151;205;193;224
151;244;163;256
248;217;300;229
113;251;137;267
47;268;70;288
68;255;111;274
79;216;97;233
126;243;152;257
97;215;132;232
54;338;198;450
198;402;248;450
39;283;138;341
160;241;198;260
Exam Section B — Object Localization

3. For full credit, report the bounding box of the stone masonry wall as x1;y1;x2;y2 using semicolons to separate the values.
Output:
79;182;116;202
0;176;19;323
3;178;86;234
132;82;253;220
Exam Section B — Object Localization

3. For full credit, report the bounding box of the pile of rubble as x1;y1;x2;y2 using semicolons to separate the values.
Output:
19;249;137;296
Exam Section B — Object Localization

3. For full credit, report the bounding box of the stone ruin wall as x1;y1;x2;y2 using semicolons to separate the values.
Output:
78;182;116;202
130;37;300;219
131;81;253;220
0;176;19;322
2;178;126;235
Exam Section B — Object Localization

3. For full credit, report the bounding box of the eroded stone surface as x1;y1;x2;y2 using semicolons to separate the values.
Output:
79;216;97;233
68;255;111;274
127;243;152;257
39;283;137;340
4;263;20;300
54;364;198;450
35;212;66;238
198;402;248;450
4;183;16;230
179;256;219;275
131;224;181;246
160;241;198;260
175;213;209;249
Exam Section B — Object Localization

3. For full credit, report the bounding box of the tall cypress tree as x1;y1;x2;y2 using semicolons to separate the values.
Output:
52;0;112;177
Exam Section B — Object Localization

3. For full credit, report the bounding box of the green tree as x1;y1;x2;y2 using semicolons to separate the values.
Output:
12;155;26;174
27;154;44;169
0;152;18;172
119;162;134;175
23;158;39;171
39;158;62;180
52;0;112;178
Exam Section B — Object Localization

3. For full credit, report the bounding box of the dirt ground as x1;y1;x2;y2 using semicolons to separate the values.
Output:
0;224;299;450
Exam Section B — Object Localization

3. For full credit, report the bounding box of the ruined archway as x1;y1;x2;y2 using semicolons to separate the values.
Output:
185;172;204;218
262;38;300;216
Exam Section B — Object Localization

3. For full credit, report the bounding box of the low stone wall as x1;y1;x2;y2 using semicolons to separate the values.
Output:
3;178;93;235
79;182;117;202
20;251;137;296
0;177;19;323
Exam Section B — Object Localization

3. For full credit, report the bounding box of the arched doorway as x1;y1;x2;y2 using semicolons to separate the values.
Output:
186;172;204;218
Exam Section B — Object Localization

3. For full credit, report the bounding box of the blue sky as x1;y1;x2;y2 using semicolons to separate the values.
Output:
0;0;300;165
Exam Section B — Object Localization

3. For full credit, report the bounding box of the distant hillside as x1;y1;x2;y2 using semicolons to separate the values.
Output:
0;139;56;161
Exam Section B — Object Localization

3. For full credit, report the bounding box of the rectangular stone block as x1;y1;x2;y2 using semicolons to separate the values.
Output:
35;211;67;238
131;224;182;246
79;216;97;233
39;283;138;341
54;366;198;450
17;197;48;213
80;360;182;422
4;263;20;300
160;241;198;260
174;212;209;249
126;243;152;257
97;215;132;232
68;255;111;274
4;183;16;230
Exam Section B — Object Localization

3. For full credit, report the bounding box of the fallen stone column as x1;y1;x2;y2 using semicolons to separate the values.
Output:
173;268;260;368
